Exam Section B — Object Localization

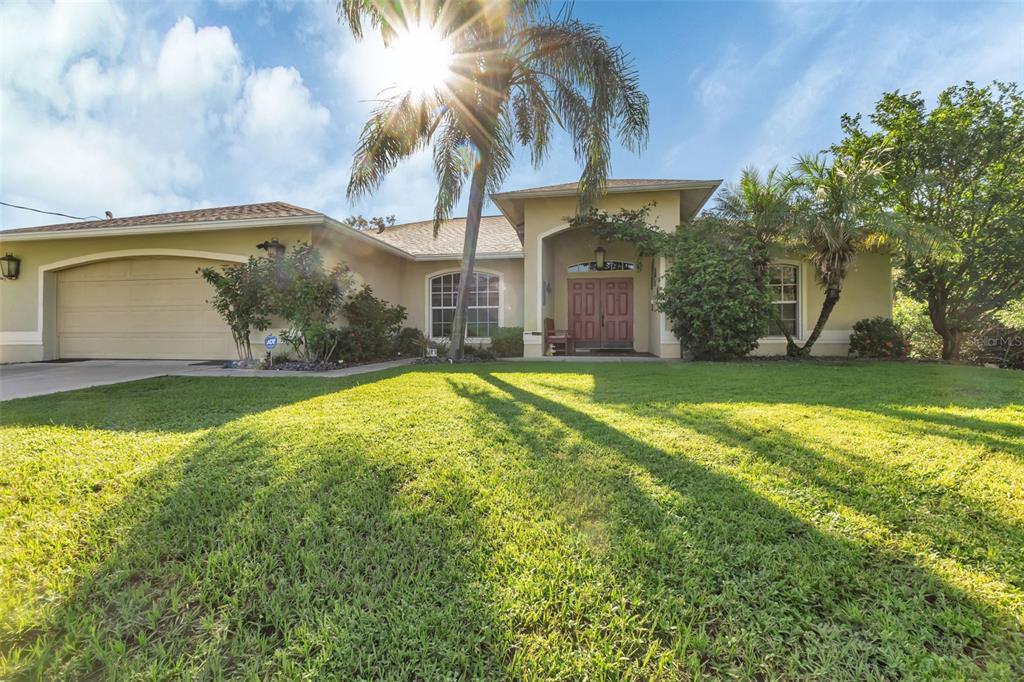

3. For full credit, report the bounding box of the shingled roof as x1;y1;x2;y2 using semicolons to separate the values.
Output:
0;202;320;236
368;215;523;257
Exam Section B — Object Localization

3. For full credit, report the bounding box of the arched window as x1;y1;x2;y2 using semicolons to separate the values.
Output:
568;260;636;273
429;272;501;339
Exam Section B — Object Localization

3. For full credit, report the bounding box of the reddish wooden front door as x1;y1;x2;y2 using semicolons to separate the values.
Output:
601;279;633;348
569;278;633;349
569;279;600;346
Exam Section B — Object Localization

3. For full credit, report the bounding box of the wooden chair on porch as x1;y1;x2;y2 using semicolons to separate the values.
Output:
544;317;574;356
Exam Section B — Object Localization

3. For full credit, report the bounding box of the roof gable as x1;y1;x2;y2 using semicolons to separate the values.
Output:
490;178;722;234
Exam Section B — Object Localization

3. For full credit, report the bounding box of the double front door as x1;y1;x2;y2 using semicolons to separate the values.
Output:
569;278;633;349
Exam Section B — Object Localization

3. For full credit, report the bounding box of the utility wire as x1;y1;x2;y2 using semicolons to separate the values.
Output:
0;201;102;221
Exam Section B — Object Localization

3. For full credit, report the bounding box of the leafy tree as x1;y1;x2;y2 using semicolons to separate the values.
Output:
568;204;670;261
199;258;271;361
786;149;893;356
342;215;396;233
892;292;942;360
338;1;649;358
996;299;1024;330
270;243;354;363
657;217;772;359
834;81;1024;360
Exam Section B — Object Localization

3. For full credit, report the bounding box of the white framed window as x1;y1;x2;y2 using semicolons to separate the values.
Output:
429;272;501;339
766;264;799;337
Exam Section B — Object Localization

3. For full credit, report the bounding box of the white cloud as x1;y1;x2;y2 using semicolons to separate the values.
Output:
239;66;329;140
0;4;339;228
0;0;126;107
156;17;242;101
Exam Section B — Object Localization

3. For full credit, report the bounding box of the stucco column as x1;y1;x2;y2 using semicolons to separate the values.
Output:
522;232;544;357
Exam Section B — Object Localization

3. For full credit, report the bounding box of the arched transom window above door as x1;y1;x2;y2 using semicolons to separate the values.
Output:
568;260;636;273
429;272;501;339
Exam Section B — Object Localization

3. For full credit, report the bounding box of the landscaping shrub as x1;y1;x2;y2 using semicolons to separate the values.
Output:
849;317;910;358
269;244;353;363
464;344;498;360
892;292;942;359
431;338;450;357
393;327;425;356
658;217;772;360
490;326;524;357
199;257;271;360
334;286;408;362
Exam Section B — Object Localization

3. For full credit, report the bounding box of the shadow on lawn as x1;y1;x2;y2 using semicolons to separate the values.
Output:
502;360;1024;459
652;404;1024;590
10;392;505;678
447;371;1023;678
6;362;1022;678
0;368;417;434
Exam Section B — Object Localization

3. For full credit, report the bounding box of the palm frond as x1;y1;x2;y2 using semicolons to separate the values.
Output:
347;96;442;200
431;119;471;235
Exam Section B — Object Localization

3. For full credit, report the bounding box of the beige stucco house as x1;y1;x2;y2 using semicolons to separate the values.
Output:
0;179;893;363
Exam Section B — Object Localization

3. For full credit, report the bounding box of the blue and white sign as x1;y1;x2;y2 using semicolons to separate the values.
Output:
264;334;279;351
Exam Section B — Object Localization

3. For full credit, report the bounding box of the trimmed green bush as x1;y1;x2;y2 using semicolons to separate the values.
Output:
393;327;425;356
490;327;524;357
658;218;772;360
335;286;408;362
849;317;909;358
464;345;498;360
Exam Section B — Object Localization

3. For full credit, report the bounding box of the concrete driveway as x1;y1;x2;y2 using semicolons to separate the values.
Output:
0;360;202;401
0;358;418;401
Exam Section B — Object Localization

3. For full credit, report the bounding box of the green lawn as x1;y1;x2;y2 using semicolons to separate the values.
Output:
1;362;1022;679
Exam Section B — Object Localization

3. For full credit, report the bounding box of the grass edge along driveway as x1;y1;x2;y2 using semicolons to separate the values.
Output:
1;361;1022;679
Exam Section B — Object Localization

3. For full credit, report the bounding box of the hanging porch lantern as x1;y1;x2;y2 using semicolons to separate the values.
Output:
594;246;606;270
0;253;20;280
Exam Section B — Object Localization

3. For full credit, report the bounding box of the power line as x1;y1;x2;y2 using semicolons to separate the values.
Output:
0;201;102;221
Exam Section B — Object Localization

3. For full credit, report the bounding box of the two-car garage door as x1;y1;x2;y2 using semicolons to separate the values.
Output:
57;256;238;359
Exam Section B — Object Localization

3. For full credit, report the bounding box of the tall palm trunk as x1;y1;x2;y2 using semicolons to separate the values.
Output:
448;150;490;359
792;287;841;356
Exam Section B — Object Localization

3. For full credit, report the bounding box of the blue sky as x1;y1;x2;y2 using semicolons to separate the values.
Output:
1;0;1021;228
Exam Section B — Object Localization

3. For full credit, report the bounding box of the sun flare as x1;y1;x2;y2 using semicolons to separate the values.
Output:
388;24;454;100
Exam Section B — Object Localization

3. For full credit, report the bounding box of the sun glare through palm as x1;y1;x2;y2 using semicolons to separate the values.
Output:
388;23;454;100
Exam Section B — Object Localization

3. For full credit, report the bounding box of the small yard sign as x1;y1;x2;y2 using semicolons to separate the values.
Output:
264;334;278;351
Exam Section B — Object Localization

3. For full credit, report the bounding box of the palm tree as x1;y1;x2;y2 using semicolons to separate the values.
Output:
715;165;800;348
715;165;796;246
787;150;889;356
337;1;649;357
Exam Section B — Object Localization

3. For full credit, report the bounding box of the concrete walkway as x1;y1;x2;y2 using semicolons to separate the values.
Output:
0;358;416;401
0;355;678;401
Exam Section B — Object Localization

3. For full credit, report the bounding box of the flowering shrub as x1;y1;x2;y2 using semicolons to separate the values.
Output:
849;317;909;358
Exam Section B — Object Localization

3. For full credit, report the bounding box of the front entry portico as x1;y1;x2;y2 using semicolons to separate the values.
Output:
570;278;634;349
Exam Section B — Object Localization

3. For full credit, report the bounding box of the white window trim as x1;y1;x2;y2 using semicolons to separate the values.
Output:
762;260;803;341
424;268;505;342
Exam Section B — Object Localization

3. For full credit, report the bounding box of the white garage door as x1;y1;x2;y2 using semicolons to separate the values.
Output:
57;256;238;359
